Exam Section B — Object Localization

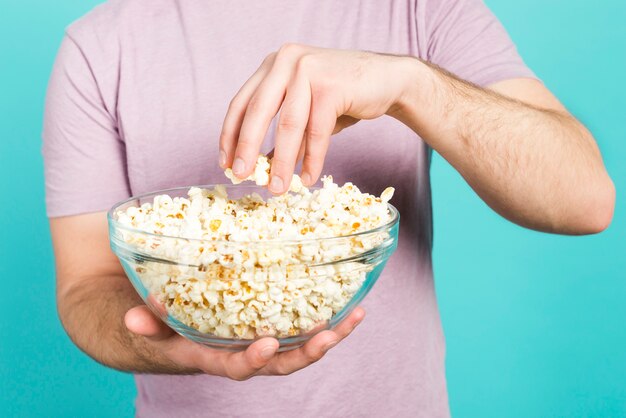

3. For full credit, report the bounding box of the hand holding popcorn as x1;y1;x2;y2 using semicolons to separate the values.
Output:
125;300;365;380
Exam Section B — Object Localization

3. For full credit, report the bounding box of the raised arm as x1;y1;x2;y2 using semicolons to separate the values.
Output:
389;63;615;234
219;45;614;234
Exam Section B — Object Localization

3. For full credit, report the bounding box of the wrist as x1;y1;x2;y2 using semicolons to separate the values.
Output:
386;56;437;127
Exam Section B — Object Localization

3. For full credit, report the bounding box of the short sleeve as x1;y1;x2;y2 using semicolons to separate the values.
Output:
422;0;537;86
42;35;130;218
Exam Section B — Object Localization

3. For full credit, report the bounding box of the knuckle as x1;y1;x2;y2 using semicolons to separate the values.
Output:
273;362;293;376
303;346;324;363
295;54;315;75
305;351;323;364
277;113;300;133
232;374;250;382
237;135;256;146
225;368;249;382
277;43;303;58
246;96;263;114
228;96;245;113
263;52;277;66
305;124;326;141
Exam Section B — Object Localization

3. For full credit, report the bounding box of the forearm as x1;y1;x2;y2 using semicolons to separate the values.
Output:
57;274;197;374
390;59;615;234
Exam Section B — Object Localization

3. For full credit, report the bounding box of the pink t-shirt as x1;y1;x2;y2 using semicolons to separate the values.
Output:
43;0;534;416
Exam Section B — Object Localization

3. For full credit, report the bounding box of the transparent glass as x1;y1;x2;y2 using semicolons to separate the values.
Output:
108;184;399;351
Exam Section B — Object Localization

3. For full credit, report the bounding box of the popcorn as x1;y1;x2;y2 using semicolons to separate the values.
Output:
224;155;271;186
115;155;395;339
224;154;306;193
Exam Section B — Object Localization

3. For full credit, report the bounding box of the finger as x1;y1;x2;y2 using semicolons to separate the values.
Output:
329;307;365;339
269;73;311;194
266;308;365;376
266;140;304;164
296;138;306;162
233;45;309;179
219;337;279;381
124;305;174;341
300;99;336;186
219;54;276;169
264;330;336;376
232;68;294;178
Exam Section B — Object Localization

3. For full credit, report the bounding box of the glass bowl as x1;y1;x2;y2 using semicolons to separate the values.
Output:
108;184;399;351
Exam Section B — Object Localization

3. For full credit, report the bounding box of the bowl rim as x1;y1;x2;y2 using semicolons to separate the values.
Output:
107;183;399;245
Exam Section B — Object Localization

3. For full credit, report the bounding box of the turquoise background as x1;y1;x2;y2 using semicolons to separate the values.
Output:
0;0;624;416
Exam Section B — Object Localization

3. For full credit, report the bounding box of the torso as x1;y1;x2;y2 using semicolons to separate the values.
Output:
74;1;447;416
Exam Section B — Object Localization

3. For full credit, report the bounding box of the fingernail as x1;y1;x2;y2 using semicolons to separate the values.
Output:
301;172;311;186
219;150;227;168
261;345;277;360
322;340;338;353
232;158;245;176
269;175;284;193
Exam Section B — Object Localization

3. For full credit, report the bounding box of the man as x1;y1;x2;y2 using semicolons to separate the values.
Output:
44;0;614;416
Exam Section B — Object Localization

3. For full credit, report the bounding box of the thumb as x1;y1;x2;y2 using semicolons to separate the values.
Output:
125;305;174;341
